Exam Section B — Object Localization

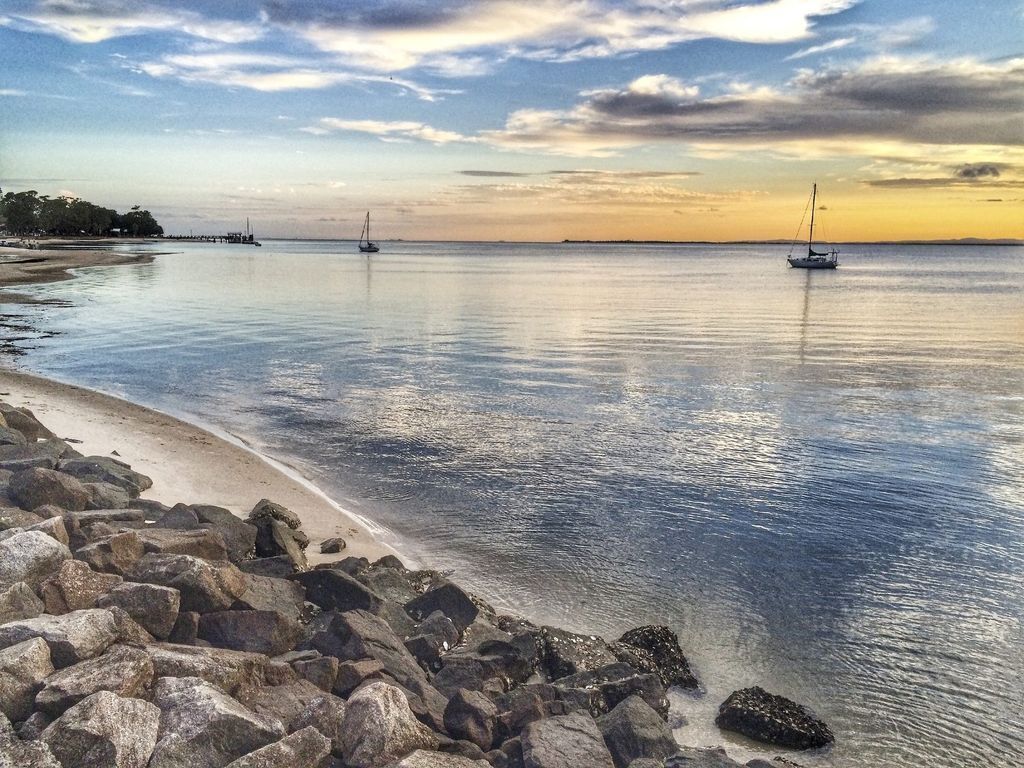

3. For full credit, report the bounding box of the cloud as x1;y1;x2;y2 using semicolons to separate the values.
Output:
955;163;1001;179
459;170;534;177
863;177;1024;188
302;118;472;144
0;89;28;96
785;36;855;60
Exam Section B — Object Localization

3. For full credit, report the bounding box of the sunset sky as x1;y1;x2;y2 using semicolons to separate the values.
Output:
1;0;1021;241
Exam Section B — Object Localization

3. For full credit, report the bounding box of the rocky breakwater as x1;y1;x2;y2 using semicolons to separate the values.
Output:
0;398;833;768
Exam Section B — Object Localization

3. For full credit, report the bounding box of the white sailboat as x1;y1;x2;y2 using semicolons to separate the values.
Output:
358;212;379;253
787;184;838;269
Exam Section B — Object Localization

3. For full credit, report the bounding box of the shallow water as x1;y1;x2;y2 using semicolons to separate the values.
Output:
8;241;1024;766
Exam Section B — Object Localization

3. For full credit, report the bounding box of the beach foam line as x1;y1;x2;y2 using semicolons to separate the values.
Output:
0;366;403;566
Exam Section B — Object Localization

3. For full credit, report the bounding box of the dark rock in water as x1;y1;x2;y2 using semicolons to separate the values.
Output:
222;725;332;768
135;527;229;561
611;625;698;690
0;405;55;441
239;555;299;578
0;581;45;624
666;747;746;767
96;582;181;640
249;498;303;530
198;610;301;656
9;467;90;512
233;573;308;624
715;687;833;750
0;636;54;721
35;643;154;717
38;559;122;614
536;626;618;681
187;504;258;563
0;608;118;667
338;681;439;768
83;481;130;510
445;688;499;750
320;537;346;554
597;695;678;768
40;689;160;768
405;581;479;633
521;710;615;768
0;530;72;591
74;530;145;576
149;676;285;768
127;552;248;614
554;662;668;719
291;568;382;613
57;456;153;498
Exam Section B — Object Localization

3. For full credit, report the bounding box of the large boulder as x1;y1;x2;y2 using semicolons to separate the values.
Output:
339;681;439;768
521;711;615;768
143;643;270;696
310;610;427;692
38;559;123;615
232;574;308;624
0;530;72;591
96;582;180;640
35;643;155;717
222;726;332;768
444;689;498;751
57;456;152;498
492;684;562;745
386;751;491;767
40;689;161;768
554;663;668;718
0;609;118;667
0;507;43;531
597;695;678;768
0;425;27;447
126;553;248;613
0;736;62;767
405;582;479;633
8;467;90;512
0;440;69;472
198;610;301;656
289;694;346;756
83;481;131;510
537;626;617;681
0;581;45;624
0;637;53;721
290;569;381;613
75;530;145;575
715;687;834;749
188;505;258;563
149;676;286;768
0;405;54;441
248;499;303;531
240;679;334;731
611;626;698;690
135;528;229;561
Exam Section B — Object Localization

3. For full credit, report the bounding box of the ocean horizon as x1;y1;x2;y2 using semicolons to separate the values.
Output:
6;239;1023;767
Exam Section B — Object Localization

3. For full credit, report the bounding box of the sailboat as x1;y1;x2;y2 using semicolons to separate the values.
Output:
787;184;838;269
358;212;379;253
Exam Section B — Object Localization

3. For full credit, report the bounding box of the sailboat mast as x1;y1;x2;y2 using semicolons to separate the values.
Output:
808;183;817;252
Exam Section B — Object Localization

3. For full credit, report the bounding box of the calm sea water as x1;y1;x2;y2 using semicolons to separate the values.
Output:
7;241;1024;766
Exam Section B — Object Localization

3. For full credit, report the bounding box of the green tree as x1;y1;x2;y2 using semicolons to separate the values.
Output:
1;190;41;234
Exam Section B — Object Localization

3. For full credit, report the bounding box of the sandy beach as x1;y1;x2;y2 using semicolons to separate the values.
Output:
0;242;396;566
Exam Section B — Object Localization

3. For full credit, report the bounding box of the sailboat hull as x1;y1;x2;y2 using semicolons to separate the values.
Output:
788;256;837;269
359;244;379;253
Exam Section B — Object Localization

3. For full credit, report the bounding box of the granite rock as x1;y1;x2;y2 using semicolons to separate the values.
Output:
38;558;123;614
521;711;615;768
597;695;678;768
222;725;332;768
35;643;154;717
715;687;833;750
0;608;118;667
0;530;72;591
0;637;53;721
40;689;160;768
339;680;439;768
127;552;248;613
96;582;181;640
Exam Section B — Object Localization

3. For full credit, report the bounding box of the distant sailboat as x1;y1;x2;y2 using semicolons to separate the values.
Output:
787;184;838;269
358;212;379;253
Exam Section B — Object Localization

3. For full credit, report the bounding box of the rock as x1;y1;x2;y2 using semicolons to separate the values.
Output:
232;574;308;624
0;733;62;767
320;537;346;554
168;611;200;644
8;467;89;512
334;658;387;697
0;406;54;441
83;481;131;510
289;694;346;756
291;569;382;613
442;636;536;690
0;609;118;667
537;626;617;681
57;456;152;498
96;582;181;640
252;518;308;570
0;425;27;447
23;516;69;547
310;610;426;691
198;610;301;656
0;507;43;530
38;559;122;614
128;498;171;521
339;680;439;768
222;725;332;768
126;552;248;613
405;581;479;633
444;689;499;750
35;644;154;717
0;440;69;472
0;530;72;591
715;687;833;749
149;676;286;768
554;663;668;718
249;499;303;530
135;527;229;560
597;695;678;768
292;655;339;692
106;605;155;645
376;598;418;639
188;504;258;563
40;689;160;768
0;637;53;721
16;709;52;741
611;626;698;690
74;530;145;575
357;566;421;606
240;679;333;730
665;747;746;767
154;505;200;528
387;751;491;767
239;556;300;578
0;581;44;624
521;711;615;768
492;684;561;744
144;643;270;696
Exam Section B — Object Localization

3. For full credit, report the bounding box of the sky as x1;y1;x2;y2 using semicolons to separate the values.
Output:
0;0;1021;241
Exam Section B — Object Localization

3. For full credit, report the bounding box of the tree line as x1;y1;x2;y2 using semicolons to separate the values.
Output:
0;188;163;237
